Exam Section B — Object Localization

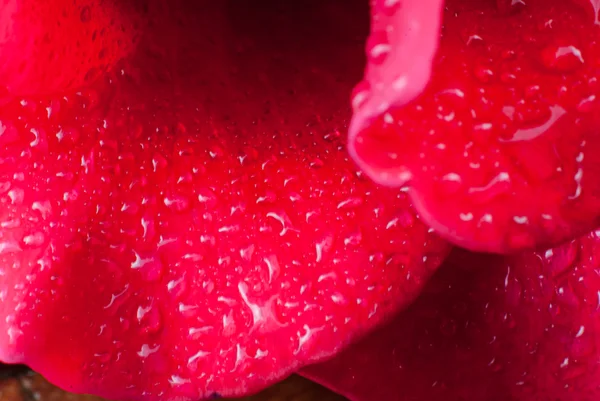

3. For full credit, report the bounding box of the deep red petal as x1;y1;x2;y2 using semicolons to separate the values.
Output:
349;0;600;253
0;1;450;400
303;233;600;401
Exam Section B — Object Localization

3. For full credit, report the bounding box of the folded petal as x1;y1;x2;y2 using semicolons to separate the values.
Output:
303;232;600;400
349;0;600;253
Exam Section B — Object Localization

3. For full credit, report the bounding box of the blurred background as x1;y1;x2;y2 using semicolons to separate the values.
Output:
0;367;347;401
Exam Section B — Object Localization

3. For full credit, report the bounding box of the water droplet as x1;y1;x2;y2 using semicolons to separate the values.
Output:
137;344;160;358
22;232;45;247
315;235;334;263
387;211;415;229
29;128;48;151
178;302;199;317
0;219;20;229
32;201;52;219
233;344;249;371
7;326;23;344
571;329;595;358
93;351;112;364
337;197;364;209
131;251;164;282
504;275;522;307
141;215;156;241
197;188;217;208
103;284;130;311
188;326;213;340
0;241;21;254
169;375;191;387
295;324;323;354
164;194;190;213
331;292;348;305
555;284;580;308
266;210;296;236
7;188;24;205
463;32;485;46
137;304;162;334
473;64;495;83
309;158;324;169
120;201;139;215
344;230;363;247
208;145;224;159
167;275;187;299
323;129;341;142
240;245;255;262
263;255;281;283
351;81;371;111
218;225;240;233
541;44;584;72
238;282;281;331
366;31;391;65
467;172;511;204
238;146;259;165
187;349;211;371
544;239;579;277
63;190;79;202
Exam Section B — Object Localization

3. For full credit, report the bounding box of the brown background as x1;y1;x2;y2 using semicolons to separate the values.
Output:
0;372;347;401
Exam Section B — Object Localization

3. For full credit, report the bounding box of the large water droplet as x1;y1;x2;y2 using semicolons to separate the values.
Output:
366;31;391;65
543;239;579;277
473;63;495;83
266;210;296;236
22;232;45;247
0;241;21;254
137;343;160;358
32;201;52;219
197;188;217;208
343;230;363;247
541;44;584;72
315;234;334;263
164;194;190;213
239;244;255;262
351;81;371;111
238;282;281;332
169;375;191;387
152;153;168;173
7;188;24;205
131;251;164;282
337;196;364;210
1;219;20;229
167;274;187;300
331;292;348;305
187;349;211;372
103;284;130;312
137;304;162;334
141;215;156;241
263;255;281;283
29;128;48;152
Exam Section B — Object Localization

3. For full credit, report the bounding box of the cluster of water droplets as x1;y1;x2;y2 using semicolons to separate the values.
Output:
0;0;457;396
